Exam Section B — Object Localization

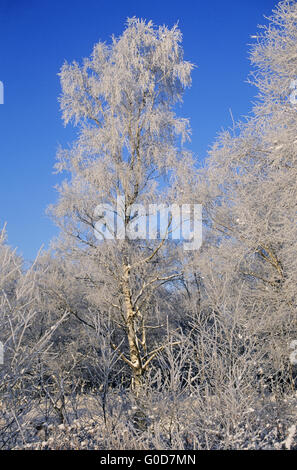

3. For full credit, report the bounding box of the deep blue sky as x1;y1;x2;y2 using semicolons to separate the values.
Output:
0;0;277;261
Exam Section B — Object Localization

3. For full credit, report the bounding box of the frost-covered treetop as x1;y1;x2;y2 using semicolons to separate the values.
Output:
59;18;193;128
54;17;194;213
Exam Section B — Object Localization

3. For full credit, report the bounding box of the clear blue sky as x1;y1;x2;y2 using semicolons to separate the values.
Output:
0;0;277;261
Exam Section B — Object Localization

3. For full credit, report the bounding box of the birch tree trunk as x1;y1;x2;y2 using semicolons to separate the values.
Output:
122;264;144;393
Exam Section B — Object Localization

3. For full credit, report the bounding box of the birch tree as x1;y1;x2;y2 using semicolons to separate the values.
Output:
195;0;297;391
49;18;195;392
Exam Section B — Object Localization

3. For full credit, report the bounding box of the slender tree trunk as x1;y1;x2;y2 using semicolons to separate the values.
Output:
122;264;144;394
